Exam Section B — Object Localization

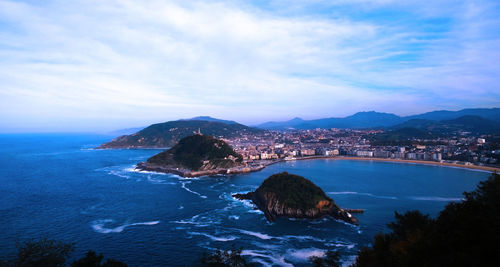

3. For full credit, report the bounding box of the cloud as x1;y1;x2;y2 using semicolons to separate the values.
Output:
0;0;499;131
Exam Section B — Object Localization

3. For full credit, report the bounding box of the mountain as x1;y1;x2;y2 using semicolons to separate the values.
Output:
367;115;500;145
98;120;265;148
392;115;500;135
233;172;359;224
140;134;243;171
406;108;500;122
257;112;404;130
107;126;146;136
182;116;238;125
256;117;307;130
256;108;500;130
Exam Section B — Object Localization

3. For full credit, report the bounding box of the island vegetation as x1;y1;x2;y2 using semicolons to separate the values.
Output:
147;134;242;170
135;134;253;177
233;172;360;223
98;119;264;149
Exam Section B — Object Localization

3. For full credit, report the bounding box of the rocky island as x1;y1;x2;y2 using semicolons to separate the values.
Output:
233;172;361;224
136;134;265;177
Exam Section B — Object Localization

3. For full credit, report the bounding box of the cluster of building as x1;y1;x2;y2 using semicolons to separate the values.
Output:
222;128;500;167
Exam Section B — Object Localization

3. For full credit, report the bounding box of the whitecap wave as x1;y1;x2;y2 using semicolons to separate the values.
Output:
228;215;239;220
91;219;159;234
181;181;207;198
239;230;275;240
241;250;293;267
327;191;397;200
108;170;130;179
286;248;325;262
284;235;325;242
408;196;464;202
188;231;237;242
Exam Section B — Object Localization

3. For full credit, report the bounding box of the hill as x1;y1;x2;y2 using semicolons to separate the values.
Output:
257;112;404;130
406;108;500;122
181;116;238;125
256;108;500;130
233;172;360;224
98;120;264;148
366;115;500;145
391;115;500;135
144;134;242;171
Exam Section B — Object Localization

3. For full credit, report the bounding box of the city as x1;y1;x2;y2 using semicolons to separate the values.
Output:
226;128;500;171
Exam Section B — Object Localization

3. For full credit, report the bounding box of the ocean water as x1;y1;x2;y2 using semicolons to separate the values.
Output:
0;134;489;266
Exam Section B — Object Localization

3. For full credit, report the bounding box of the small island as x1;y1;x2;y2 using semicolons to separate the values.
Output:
233;172;362;224
136;133;266;177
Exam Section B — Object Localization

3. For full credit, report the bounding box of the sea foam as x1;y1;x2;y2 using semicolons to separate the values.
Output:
91;219;159;234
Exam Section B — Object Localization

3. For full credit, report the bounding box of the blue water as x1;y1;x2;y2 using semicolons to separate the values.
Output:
0;134;489;266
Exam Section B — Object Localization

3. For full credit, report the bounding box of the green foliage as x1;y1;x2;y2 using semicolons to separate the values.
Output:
256;172;332;210
200;248;251;267
71;251;127;267
309;251;341;267
147;134;242;170
15;238;74;267
352;173;500;267
101;120;264;148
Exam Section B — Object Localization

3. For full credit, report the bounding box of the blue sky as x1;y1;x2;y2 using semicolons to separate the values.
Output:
1;0;499;132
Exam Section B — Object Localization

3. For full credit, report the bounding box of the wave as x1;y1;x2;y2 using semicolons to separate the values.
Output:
180;181;207;198
108;170;130;179
286;248;325;262
325;242;356;249
238;229;275;240
228;215;239;220
327;191;397;200
187;231;237;242
284;235;325;243
91;219;159;234
241;250;293;267
408;196;464;202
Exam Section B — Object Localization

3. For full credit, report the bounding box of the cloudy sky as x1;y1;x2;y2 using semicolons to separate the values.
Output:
1;0;499;132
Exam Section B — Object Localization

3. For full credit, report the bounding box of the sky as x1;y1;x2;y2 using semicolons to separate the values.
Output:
1;0;500;132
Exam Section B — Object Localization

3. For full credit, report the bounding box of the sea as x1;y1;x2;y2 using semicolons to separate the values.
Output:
0;134;489;266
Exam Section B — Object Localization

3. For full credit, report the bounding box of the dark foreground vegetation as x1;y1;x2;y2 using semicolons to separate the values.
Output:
0;239;126;267
3;173;498;266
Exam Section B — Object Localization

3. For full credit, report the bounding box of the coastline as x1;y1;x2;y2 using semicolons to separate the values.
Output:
135;155;499;177
289;156;500;173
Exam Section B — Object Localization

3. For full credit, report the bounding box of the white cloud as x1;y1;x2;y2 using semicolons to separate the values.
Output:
0;0;499;131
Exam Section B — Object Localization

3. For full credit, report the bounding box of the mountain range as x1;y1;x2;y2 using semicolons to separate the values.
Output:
255;108;500;130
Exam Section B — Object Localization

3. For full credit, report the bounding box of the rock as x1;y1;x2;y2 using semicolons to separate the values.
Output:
233;172;359;225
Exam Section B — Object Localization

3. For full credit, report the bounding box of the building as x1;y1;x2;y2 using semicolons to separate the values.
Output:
356;150;374;157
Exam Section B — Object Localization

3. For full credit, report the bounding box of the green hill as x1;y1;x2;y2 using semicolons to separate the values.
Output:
99;120;264;148
255;172;333;210
233;172;359;224
146;134;242;171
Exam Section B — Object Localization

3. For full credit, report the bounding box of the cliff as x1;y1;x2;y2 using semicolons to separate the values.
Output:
233;172;360;224
136;134;247;177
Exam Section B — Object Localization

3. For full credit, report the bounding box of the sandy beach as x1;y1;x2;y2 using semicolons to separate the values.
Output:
289;156;500;173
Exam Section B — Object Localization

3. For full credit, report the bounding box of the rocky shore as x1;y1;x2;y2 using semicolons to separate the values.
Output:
135;162;267;178
232;172;362;224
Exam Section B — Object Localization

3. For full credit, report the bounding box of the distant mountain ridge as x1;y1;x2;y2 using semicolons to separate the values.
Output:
256;108;500;130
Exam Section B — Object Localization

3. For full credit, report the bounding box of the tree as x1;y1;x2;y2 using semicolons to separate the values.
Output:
15;238;74;267
309;251;341;267
352;173;500;267
200;247;251;267
71;251;127;267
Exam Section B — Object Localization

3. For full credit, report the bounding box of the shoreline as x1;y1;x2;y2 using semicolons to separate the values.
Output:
287;156;500;173
135;156;499;178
